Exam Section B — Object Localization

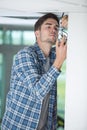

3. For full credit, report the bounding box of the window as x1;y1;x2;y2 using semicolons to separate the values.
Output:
23;31;35;45
0;31;3;45
0;27;36;129
0;53;3;129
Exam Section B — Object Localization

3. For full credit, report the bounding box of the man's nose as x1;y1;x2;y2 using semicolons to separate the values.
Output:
52;28;57;34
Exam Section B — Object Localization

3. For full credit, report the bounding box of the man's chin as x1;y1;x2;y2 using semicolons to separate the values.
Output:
49;41;56;45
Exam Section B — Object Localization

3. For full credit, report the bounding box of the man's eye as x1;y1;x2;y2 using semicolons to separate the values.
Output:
55;27;58;31
47;26;51;28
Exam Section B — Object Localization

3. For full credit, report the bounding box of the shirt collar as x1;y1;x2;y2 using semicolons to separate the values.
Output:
34;43;46;61
34;42;56;63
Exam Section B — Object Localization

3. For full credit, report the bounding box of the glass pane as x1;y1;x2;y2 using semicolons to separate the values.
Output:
0;66;2;82
0;99;1;123
0;53;3;85
0;31;3;45
0;53;3;127
12;31;22;45
23;31;35;45
0;54;3;64
57;61;66;130
4;30;11;44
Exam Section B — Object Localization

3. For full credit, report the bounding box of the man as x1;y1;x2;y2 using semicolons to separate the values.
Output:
1;13;67;130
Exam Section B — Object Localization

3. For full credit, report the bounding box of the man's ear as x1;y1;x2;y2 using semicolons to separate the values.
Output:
35;30;40;38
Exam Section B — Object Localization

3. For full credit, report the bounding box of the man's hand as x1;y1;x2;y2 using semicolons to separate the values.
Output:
53;37;67;70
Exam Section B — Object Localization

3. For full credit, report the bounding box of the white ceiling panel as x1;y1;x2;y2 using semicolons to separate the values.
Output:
0;0;87;25
0;0;87;16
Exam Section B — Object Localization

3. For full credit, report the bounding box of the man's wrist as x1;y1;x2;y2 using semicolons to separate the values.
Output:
53;61;61;72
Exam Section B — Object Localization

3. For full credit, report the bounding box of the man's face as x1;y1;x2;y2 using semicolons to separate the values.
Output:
35;18;59;45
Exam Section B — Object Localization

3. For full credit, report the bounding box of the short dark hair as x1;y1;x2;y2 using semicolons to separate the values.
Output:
34;13;59;31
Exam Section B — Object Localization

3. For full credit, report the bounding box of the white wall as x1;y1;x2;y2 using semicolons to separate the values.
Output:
65;13;87;130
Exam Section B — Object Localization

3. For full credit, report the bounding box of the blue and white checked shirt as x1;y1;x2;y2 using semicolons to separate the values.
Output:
1;43;60;130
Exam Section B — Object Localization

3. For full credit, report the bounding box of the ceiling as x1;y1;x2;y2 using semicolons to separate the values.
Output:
0;0;87;14
0;0;87;26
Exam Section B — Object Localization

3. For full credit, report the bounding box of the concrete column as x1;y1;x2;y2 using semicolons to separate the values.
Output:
65;13;87;130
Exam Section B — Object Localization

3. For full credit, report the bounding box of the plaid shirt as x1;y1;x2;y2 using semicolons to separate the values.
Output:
1;43;60;130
